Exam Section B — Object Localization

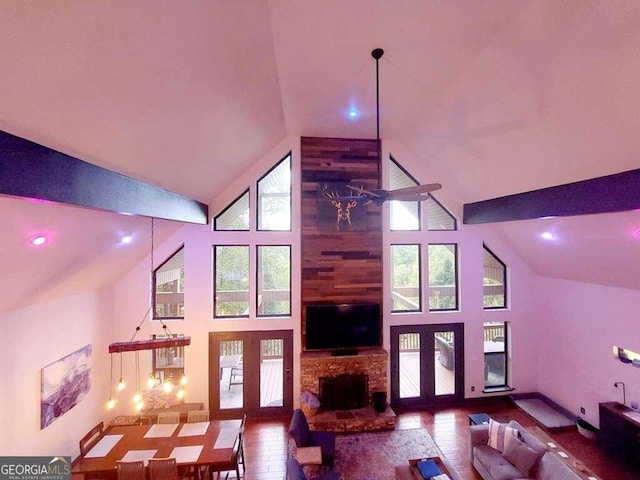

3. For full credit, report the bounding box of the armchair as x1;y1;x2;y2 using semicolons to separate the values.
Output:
288;409;335;469
286;458;338;480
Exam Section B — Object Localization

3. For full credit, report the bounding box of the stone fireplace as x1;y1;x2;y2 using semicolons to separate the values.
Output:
319;373;369;410
300;349;395;432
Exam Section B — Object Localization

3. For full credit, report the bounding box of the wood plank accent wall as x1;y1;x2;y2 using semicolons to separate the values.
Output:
301;136;383;350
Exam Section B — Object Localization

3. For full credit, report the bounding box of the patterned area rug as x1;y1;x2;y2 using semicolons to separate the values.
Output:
333;428;444;480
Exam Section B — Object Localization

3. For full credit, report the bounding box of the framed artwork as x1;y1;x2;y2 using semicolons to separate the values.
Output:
317;182;368;231
41;344;92;429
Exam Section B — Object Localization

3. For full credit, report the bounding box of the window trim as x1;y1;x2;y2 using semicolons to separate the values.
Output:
483;243;507;310
426;194;457;231
213;188;250;231
427;243;459;312
389;156;422;231
390;243;422;313
213;244;251;319
483;321;510;391
152;245;185;321
256;244;292;318
257;152;292;232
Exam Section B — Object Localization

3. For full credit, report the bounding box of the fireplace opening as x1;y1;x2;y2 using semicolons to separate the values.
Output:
319;373;369;410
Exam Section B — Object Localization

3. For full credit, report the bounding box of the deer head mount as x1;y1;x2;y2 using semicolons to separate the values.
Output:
317;182;368;232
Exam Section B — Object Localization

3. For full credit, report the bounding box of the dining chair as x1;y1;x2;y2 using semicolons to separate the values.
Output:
228;361;243;390
79;421;105;456
209;434;241;480
237;413;247;472
186;409;210;423
148;457;179;480
116;460;146;480
157;412;181;424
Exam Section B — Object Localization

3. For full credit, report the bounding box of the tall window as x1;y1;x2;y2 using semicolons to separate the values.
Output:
428;244;458;311
389;157;420;231
214;246;250;318
257;245;291;316
483;244;507;309
484;321;508;389
390;244;421;312
214;190;250;231
153;246;185;319
257;154;291;231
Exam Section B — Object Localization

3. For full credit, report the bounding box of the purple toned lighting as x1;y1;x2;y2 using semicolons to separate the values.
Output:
541;232;554;240
121;235;133;244
31;235;47;246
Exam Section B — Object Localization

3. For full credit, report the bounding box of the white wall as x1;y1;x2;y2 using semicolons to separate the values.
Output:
0;289;113;456
537;278;640;427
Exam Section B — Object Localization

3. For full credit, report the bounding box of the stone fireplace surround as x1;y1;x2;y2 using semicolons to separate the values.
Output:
300;349;396;432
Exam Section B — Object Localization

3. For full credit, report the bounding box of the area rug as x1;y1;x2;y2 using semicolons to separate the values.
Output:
333;428;444;480
512;397;575;429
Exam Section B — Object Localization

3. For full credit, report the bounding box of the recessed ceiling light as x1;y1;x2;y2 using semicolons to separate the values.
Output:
541;232;554;240
31;235;48;246
348;110;358;119
121;235;133;245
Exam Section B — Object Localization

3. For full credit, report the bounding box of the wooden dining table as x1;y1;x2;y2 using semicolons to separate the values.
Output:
72;418;241;478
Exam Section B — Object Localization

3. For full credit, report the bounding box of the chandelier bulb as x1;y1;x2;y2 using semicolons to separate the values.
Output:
135;400;144;412
176;389;185;400
132;392;142;404
162;379;173;393
180;374;187;386
117;378;126;391
107;397;116;410
147;374;157;389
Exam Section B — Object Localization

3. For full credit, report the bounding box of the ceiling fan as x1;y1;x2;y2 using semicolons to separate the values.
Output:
323;48;442;206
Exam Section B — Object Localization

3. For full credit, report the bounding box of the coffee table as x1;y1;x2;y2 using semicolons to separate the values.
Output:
395;456;453;480
468;413;491;426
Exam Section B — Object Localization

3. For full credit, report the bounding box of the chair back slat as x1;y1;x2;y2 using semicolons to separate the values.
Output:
79;422;105;456
148;457;178;480
186;410;210;423
157;412;181;424
116;460;146;480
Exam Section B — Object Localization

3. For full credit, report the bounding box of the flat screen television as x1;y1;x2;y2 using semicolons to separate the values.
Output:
305;303;381;352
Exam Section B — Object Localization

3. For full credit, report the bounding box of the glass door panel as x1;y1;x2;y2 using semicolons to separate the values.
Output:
391;323;464;408
260;338;284;407
434;331;455;396
219;340;243;410
398;333;420;399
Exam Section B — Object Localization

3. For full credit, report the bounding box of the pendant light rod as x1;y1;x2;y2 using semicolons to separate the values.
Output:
371;48;384;141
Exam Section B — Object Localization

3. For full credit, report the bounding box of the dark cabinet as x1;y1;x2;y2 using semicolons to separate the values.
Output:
599;402;640;470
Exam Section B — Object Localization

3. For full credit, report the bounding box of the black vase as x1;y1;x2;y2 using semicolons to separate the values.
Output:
372;391;387;413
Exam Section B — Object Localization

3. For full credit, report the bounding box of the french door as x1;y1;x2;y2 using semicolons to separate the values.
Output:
390;323;464;408
209;330;293;418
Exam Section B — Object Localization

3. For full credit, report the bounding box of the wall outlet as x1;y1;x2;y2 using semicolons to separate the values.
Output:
471;386;475;392
580;407;585;414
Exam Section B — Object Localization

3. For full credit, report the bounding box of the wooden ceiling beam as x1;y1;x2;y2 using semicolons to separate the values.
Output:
0;130;208;224
463;168;640;224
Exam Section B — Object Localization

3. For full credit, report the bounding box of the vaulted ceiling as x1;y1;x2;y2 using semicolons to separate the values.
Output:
1;1;639;312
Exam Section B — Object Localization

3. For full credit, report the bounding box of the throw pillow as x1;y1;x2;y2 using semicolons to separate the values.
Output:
503;435;540;476
487;418;518;453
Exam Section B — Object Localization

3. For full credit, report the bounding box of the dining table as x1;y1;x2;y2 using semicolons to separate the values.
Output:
72;418;241;478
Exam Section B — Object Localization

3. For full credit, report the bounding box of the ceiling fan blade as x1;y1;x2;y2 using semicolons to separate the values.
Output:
345;184;381;197
386;184;442;202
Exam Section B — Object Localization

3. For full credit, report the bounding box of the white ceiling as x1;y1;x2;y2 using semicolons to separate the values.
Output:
1;1;639;311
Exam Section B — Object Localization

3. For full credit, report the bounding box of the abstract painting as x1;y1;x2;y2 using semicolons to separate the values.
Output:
41;344;92;429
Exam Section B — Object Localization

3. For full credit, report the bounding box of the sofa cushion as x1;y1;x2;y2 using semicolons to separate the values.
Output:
503;435;540;476
537;452;582;480
474;445;526;480
289;409;310;447
488;419;518;453
506;421;548;476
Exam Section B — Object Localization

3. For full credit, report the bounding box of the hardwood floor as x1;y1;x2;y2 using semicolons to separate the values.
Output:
238;397;639;480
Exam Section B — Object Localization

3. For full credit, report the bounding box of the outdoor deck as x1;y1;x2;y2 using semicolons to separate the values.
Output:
220;352;455;409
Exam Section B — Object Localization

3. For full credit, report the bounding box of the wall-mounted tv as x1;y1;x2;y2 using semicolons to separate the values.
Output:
305;303;381;352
